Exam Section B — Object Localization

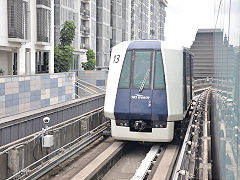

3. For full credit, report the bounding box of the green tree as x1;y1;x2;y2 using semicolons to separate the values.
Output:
82;49;96;70
54;46;74;73
54;21;76;73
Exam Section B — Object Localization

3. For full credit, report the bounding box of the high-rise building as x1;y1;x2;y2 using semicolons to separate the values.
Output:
190;29;234;80
96;0;167;67
0;0;55;75
131;0;167;40
150;0;167;40
95;0;111;67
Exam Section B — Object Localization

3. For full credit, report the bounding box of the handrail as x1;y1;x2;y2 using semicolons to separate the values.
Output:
76;81;98;93
77;79;106;91
75;83;94;94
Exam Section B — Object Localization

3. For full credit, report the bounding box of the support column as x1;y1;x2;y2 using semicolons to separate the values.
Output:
17;46;26;75
49;50;54;74
30;48;36;74
49;0;55;74
8;145;24;177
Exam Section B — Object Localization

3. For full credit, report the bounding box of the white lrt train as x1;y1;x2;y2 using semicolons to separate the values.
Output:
104;40;193;142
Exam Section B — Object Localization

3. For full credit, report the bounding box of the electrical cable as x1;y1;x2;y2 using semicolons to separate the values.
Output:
227;0;232;42
215;0;223;28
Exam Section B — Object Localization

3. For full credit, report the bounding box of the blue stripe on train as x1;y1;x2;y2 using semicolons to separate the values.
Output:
114;89;168;121
127;41;161;50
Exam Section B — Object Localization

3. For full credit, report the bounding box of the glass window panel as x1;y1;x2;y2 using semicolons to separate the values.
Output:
154;51;165;89
133;51;152;89
119;51;131;88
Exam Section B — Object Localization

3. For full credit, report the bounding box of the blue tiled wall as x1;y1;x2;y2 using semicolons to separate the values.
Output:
0;73;75;118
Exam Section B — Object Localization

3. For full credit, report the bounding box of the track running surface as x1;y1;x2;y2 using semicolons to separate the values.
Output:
103;142;152;180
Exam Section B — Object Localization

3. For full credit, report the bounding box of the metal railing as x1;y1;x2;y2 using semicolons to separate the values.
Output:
80;7;90;17
172;88;212;179
75;79;105;98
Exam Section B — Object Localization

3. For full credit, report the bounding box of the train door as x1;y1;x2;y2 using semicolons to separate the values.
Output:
129;50;153;119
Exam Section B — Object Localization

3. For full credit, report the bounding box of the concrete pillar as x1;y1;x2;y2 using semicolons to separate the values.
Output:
49;50;54;74
30;48;36;74
25;49;30;75
17;47;26;75
147;0;151;39
8;145;24;177
0;154;8;180
49;0;55;74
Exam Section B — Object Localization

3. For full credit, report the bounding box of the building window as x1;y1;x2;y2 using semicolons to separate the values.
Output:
36;0;51;43
37;8;51;42
35;51;49;74
8;0;29;40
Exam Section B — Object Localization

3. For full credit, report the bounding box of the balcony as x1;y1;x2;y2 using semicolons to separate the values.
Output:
80;25;90;35
37;0;51;8
80;7;90;18
80;43;90;50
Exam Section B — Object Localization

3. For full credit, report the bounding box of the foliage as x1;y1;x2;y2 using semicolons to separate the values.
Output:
82;59;96;70
82;49;96;70
86;49;95;60
54;45;74;73
54;21;76;72
59;21;76;47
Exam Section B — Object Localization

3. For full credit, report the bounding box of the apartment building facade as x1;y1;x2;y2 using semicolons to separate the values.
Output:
0;0;54;76
55;0;167;68
96;0;167;66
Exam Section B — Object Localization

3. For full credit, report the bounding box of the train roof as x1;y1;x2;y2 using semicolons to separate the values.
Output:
127;40;161;50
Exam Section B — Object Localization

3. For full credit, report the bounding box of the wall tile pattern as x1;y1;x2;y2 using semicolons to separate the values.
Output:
0;73;75;118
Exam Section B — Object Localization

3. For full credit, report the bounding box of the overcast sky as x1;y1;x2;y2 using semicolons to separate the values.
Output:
164;0;240;48
164;0;214;48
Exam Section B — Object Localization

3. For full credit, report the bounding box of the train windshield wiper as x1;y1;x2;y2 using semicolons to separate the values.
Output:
139;69;150;93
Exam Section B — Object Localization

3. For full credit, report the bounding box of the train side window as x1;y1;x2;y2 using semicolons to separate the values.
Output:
119;51;131;88
133;51;152;89
154;51;166;89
